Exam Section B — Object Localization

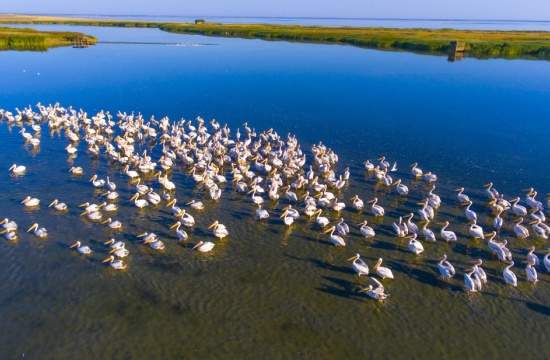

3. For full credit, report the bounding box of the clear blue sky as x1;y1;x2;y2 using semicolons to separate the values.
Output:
2;0;549;20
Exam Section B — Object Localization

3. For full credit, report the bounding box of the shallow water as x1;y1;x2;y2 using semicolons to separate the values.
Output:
0;26;549;359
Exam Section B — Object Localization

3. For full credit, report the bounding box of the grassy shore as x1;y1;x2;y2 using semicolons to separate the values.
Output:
0;25;96;51
1;14;550;59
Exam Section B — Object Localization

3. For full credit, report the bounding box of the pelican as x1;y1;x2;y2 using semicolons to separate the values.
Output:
21;196;40;208
280;208;294;226
528;219;548;239
350;195;364;210
525;259;538;283
544;249;550;272
468;221;485;239
510;197;528;217
404;213;418;235
464;201;477;222
104;238;126;250
69;166;83;176
393;179;409;196
26;223;47;238
102;255;126;270
208;221;229;239
455;187;470;205
358;220;375;239
110;246;130;258
503;261;518;287
347;253;369;276
65;144;78;155
410;162;423;178
102;218;122;230
464;268;477;293
80;209;102;221
513;218;529;239
176;210;196;227
186;200;205;210
102;202;118;212
255;205;269;220
527;246;540;267
373;258;393;279
130;193;149;209
493;208;504;231
314;209;329;228
192;240;215;253
106;177;117;191
90;175;106;188
392;217;407;238
437;254;456;279
483;182;498;200
0;218;18;232
420;221;436;242
406;234;424;255
323;226;346;246
9;164;26;175
169;222;189;241
70;241;92;255
335;218;350;236
367;197;384;217
359;278;388;301
102;191;119;201
439;221;457;242
48;199;68;212
248;189;264;205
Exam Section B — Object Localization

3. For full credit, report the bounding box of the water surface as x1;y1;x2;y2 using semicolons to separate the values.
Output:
0;25;549;359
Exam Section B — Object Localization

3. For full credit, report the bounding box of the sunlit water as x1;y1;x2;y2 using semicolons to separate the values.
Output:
0;26;549;359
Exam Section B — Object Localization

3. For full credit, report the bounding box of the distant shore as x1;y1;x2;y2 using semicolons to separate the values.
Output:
1;14;550;59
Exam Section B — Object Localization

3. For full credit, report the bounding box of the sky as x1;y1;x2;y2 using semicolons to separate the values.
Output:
2;0;549;21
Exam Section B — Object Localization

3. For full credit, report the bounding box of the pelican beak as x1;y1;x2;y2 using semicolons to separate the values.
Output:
192;242;203;250
346;255;357;261
169;223;179;230
26;224;36;232
69;242;79;249
137;233;147;238
102;257;112;263
208;222;216;229
103;239;113;245
322;227;333;234
109;248;116;254
78;203;88;208
80;210;88;216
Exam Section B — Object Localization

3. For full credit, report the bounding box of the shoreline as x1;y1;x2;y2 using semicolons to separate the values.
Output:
1;14;550;59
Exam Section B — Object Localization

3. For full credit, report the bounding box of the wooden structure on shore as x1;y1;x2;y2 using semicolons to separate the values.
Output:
72;38;92;48
448;41;466;62
195;19;206;24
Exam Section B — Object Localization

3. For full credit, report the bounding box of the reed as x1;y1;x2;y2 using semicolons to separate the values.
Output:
0;26;96;51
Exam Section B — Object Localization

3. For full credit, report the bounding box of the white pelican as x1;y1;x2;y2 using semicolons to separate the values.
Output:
528;219;548;239
358;220;375;239
513;218;529;239
102;202;118;212
350;195;364;210
510;197;528;217
503;261;518;287
335;218;350;236
323;226;346;247
21;196;40;208
102;191;119;201
360;278;388;301
439;221;457;242
493;208;504;231
176;210;195;227
393;179;409;196
102;255;126;270
464;201;477;222
544;249;550;272
404;213;418;235
186;200;205;210
483;182;498;200
410;162;423;178
192;240;215;253
27;223;47;238
248;189;264;205
110;246;130;258
102;218;122;230
472;259;487;285
420;221;436;242
170;222;189;241
48;199;68;212
455;187;470;204
124;165;139;180
437;254;455;279
80;209;102;221
130;193;149;209
347;253;369;276
70;241;92;255
468;221;485;239
65;144;78;155
373;258;394;280
1;218;18;232
255;205;269;220
392;217;407;238
464;268;477;293
367;197;384;217
525;259;538;283
314;209;329;228
69;166;83;176
208;221;229;239
9;164;26;176
406;234;424;255
527;246;540;267
90;175;106;188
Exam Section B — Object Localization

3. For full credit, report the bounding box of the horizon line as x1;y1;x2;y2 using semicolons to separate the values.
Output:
4;12;550;23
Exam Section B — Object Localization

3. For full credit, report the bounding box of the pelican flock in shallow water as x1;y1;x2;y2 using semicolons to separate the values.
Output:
0;103;549;303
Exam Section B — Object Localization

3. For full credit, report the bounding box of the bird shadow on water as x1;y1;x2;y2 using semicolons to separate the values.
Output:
483;291;550;316
316;275;364;303
284;253;354;276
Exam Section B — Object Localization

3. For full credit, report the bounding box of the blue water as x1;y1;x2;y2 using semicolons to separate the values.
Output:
0;25;550;359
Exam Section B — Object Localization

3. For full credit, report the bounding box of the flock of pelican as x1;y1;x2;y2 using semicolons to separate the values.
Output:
1;103;550;302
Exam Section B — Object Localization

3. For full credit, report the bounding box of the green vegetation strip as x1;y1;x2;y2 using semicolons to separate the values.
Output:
0;26;96;51
1;14;550;59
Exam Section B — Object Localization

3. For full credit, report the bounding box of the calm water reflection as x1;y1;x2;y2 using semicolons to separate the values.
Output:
0;25;549;359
